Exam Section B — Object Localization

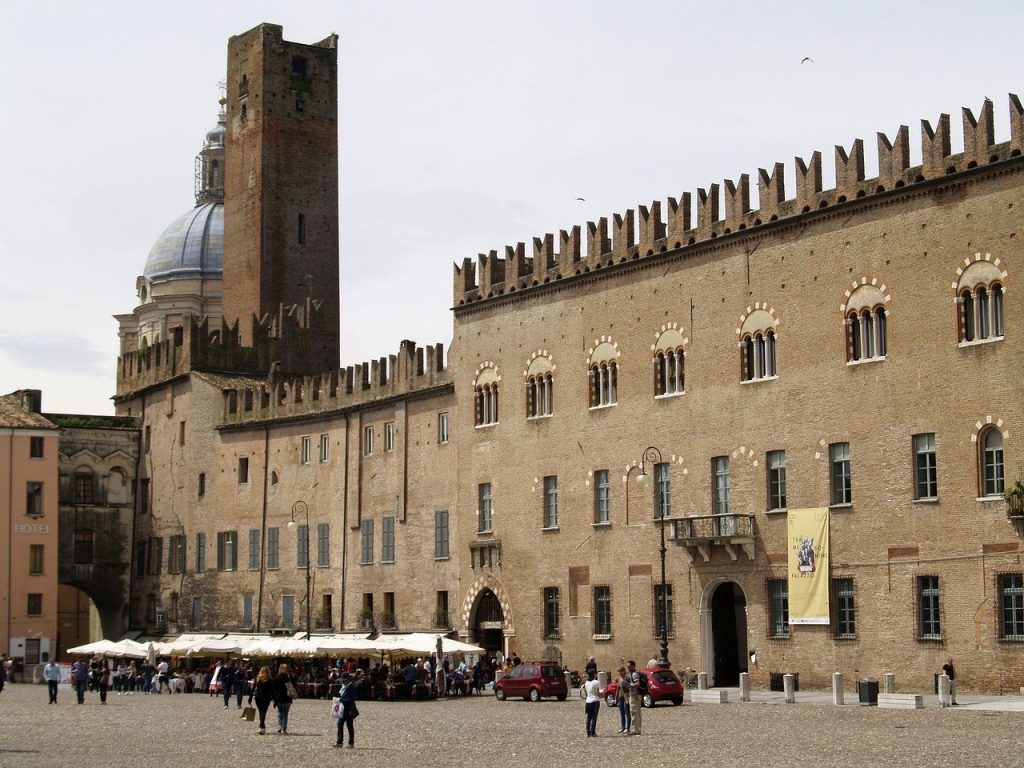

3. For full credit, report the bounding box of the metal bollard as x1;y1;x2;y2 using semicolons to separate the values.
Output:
832;672;844;705
739;672;750;702
697;672;709;690
938;674;951;707
883;673;895;694
783;673;796;704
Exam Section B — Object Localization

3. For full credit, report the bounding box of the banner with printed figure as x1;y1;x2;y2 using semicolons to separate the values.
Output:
787;507;830;625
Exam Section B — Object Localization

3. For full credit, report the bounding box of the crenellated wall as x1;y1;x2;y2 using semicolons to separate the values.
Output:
454;95;1024;305
115;299;334;400
217;338;449;425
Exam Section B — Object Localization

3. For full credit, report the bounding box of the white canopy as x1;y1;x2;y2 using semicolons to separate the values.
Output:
66;639;122;656
374;632;484;656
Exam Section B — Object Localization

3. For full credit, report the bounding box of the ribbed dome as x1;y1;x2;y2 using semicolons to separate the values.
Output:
143;202;223;283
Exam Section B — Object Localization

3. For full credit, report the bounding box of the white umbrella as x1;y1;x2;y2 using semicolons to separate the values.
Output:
67;639;121;656
185;638;244;657
107;639;148;659
375;633;483;655
308;635;379;656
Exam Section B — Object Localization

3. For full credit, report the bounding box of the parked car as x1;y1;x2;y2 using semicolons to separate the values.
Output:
604;667;683;707
494;662;568;701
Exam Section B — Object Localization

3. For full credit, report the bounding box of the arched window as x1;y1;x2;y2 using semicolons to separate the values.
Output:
980;428;1005;497
526;356;555;418
957;259;1006;344
474;366;500;426
844;283;889;363
739;307;778;382
653;327;686;397
588;340;619;408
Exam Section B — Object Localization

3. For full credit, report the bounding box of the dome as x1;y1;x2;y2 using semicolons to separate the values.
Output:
143;202;223;283
205;110;226;147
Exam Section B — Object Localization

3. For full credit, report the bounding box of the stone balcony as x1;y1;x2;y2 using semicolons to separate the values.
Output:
667;513;756;562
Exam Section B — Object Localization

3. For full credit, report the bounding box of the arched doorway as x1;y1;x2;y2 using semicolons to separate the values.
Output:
470;588;505;656
710;582;748;686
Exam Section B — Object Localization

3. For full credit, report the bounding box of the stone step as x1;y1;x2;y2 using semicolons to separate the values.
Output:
877;693;923;709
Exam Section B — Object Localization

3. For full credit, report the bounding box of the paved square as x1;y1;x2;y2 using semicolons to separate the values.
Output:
1;684;1021;767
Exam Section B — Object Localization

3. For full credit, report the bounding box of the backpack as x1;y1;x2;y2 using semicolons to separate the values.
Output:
635;671;648;695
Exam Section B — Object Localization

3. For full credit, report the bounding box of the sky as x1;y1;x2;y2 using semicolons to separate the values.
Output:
1;0;1022;415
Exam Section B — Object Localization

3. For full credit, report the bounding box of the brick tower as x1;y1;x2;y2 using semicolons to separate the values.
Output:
223;23;340;374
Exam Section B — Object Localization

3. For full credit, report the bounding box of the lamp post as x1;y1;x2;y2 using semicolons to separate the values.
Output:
287;500;312;639
635;446;670;668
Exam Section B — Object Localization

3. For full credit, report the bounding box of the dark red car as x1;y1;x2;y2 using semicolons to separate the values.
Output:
603;667;683;707
494;662;568;702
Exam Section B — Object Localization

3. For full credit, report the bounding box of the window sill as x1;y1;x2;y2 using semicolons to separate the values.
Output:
544;634;562;641
527;414;553;421
959;336;1004;349
359;561;373;566
846;356;886;367
912;497;939;505
477;529;493;536
541;526;560;533
475;422;499;429
589;403;617;411
765;507;788;516
381;559;395;565
829;503;853;511
769;634;791;641
654;391;685;400
977;496;1005;503
741;375;778;385
434;556;450;562
592;521;612;528
591;634;613;641
833;634;857;641
917;636;944;643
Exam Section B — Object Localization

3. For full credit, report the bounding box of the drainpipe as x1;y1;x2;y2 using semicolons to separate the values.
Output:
340;413;350;630
257;424;270;631
6;430;13;655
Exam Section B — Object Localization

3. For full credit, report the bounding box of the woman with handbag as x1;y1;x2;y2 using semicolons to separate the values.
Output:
272;663;295;734
334;673;359;748
249;666;274;735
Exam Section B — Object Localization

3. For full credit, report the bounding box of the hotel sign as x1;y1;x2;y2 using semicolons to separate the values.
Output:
13;523;50;534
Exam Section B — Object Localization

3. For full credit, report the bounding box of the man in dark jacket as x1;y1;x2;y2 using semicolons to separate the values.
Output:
220;659;237;709
335;673;358;748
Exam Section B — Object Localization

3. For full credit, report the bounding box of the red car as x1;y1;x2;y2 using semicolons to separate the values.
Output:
494;662;568;702
604;667;684;707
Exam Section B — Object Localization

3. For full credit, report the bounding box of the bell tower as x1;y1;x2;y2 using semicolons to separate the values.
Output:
223;23;340;374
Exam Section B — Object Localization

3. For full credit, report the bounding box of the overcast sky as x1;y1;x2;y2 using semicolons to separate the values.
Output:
2;0;1022;414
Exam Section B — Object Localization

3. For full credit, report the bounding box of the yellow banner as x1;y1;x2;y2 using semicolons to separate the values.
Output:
787;507;830;625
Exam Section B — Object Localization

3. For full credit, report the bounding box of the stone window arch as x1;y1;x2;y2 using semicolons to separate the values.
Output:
737;304;779;382
973;419;1008;498
525;352;554;419
842;280;890;362
652;325;687;397
474;363;500;426
956;256;1006;344
587;338;620;408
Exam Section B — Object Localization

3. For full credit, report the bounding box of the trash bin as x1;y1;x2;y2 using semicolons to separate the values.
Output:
859;678;879;705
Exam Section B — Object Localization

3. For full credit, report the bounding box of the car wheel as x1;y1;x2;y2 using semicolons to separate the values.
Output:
557;694;567;701
605;693;616;707
529;688;541;702
495;687;505;701
642;693;654;708
672;696;683;706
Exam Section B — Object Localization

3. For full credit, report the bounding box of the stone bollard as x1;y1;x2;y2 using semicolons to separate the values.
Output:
883;673;895;694
833;672;844;705
697;672;709;690
564;670;573;694
783;673;796;704
739;672;750;702
938;674;951;707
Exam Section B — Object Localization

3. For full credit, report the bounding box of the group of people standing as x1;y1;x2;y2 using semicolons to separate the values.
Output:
582;657;646;738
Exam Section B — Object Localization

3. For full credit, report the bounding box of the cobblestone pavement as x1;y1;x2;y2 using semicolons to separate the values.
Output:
1;684;1022;768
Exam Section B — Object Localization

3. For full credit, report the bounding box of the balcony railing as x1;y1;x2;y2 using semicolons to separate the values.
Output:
69;563;95;582
668;513;756;562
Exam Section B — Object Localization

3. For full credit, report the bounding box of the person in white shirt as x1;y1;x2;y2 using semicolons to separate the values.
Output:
156;659;170;694
43;660;61;703
583;669;605;737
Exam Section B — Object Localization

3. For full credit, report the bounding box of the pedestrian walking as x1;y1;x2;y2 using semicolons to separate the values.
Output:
72;658;89;704
97;662;110;704
613;666;631;734
335;672;359;748
249;665;274;735
220;659;237;709
583;669;605;737
43;659;61;703
942;657;959;705
272;663;295;734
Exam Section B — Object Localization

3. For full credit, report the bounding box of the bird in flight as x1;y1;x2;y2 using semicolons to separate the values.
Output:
576;197;586;201
801;57;814;64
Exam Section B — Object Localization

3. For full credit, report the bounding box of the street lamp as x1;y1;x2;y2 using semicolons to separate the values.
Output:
635;446;670;669
287;500;312;639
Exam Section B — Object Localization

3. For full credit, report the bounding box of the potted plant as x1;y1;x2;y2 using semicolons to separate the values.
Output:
1005;480;1024;518
357;608;375;630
